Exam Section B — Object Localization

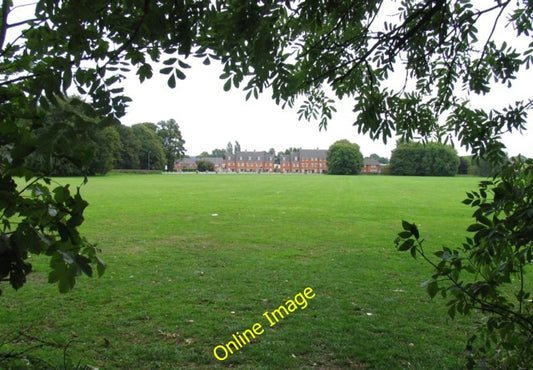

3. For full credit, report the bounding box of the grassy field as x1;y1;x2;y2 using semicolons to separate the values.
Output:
1;173;483;369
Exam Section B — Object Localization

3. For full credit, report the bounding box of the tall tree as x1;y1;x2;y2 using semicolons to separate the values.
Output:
131;123;166;170
234;141;241;154
211;148;227;159
156;119;186;171
226;142;233;155
115;124;142;169
89;126;121;175
327;140;364;175
24;96;119;176
197;151;210;158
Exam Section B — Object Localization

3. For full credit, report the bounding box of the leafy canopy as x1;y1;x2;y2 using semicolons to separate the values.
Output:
396;158;533;368
390;141;459;176
327;140;364;175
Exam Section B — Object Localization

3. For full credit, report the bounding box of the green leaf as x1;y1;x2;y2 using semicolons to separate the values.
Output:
53;185;70;203
178;60;190;69
167;74;176;88
427;281;438;298
62;68;72;92
398;231;412;239
175;68;186;80
397;239;414;251
410;245;417;259
477;215;492;227
410;223;419;239
163;57;177;65
223;78;231;92
160;66;173;75
466;223;485;232
401;220;412;231
447;304;456;319
96;257;106;277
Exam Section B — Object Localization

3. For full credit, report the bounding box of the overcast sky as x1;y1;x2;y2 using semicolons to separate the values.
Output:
120;57;533;158
9;0;533;159
119;1;533;159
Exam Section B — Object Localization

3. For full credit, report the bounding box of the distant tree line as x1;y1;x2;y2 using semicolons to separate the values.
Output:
26;101;185;176
389;142;460;176
34;104;508;178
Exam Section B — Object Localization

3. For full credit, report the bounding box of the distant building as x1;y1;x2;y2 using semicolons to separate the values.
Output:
174;157;225;172
279;149;328;173
279;152;299;173
202;157;225;172
174;157;197;171
299;149;328;174
226;151;275;173
174;148;333;174
362;157;381;174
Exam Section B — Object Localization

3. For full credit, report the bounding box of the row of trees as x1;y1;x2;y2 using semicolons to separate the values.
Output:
389;142;460;176
115;120;185;172
325;140;463;177
24;101;186;176
326;140;506;177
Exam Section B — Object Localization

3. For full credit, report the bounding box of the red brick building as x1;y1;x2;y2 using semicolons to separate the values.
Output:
225;151;275;173
175;149;330;174
174;157;225;172
279;149;328;173
362;157;381;174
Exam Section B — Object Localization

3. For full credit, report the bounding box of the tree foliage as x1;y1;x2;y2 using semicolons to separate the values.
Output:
196;159;215;172
115;124;142;169
200;1;532;164
390;141;459;176
327;140;363;175
234;141;241;154
156;119;186;171
22;97;120;176
210;148;227;159
396;158;533;368
131;123;166;170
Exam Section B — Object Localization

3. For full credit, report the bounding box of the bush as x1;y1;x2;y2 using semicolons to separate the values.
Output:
196;160;215;172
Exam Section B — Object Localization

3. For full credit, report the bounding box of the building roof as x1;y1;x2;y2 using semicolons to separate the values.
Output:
363;157;380;166
300;149;328;159
230;151;275;162
201;157;224;165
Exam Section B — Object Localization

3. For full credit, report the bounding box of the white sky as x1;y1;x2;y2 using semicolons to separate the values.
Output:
120;61;400;157
7;0;533;159
120;58;533;158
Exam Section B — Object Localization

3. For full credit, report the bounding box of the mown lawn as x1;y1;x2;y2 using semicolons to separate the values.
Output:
1;173;482;369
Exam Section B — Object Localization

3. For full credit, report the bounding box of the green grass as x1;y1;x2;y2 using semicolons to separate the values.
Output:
1;174;482;369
